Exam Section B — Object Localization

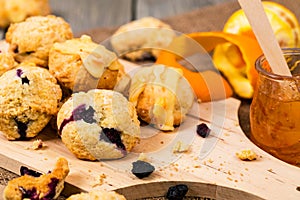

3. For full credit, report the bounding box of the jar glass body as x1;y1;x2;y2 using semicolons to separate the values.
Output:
250;48;300;167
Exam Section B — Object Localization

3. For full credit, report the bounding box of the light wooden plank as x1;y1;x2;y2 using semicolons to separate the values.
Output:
136;0;233;19
49;0;132;34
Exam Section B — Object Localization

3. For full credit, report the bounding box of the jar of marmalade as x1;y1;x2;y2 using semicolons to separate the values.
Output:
250;48;300;167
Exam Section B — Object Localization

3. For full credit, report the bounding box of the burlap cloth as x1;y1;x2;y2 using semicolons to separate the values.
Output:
1;0;299;196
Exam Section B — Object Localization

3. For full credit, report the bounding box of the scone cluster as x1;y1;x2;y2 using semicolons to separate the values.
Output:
0;9;194;161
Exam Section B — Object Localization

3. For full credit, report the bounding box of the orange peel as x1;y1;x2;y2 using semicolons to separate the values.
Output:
156;32;263;101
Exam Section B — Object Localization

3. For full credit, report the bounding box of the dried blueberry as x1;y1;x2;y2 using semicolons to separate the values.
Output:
131;160;155;179
14;118;28;139
16;69;30;84
19;187;39;200
59;104;96;135
100;128;126;151
196;123;211;138
16;69;23;77
73;104;96;123
20;166;43;177
43;178;59;200
166;184;189;200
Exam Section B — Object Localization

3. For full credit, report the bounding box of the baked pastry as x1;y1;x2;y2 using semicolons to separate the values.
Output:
129;64;194;131
3;157;69;200
5;15;73;67
0;0;50;28
67;190;126;200
57;89;140;160
49;35;124;92
111;17;176;61
0;62;62;140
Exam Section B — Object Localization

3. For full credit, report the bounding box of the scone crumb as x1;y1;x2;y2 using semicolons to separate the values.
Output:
25;139;45;150
138;153;148;162
173;141;190;153
92;173;107;187
236;149;257;161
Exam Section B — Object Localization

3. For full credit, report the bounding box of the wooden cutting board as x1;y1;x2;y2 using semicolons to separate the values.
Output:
0;60;300;200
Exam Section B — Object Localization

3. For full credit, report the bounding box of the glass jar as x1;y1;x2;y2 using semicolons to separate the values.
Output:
250;48;300;167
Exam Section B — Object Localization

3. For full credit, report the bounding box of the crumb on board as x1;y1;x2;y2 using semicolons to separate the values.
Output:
92;173;107;187
25;139;45;150
138;153;148;162
236;149;257;161
173;141;190;153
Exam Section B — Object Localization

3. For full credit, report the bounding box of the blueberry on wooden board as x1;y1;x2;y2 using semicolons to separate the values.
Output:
131;160;155;179
196;123;211;138
166;184;189;200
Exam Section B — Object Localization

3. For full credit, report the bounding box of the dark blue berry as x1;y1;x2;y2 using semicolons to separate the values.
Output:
59;104;96;135
14;118;28;139
196;123;211;138
73;104;96;123
20;187;39;200
131;160;155;179
42;178;59;200
20;166;43;177
16;69;30;84
100;128;126;152
166;184;189;200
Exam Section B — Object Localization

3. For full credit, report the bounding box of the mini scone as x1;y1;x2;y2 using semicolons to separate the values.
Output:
57;89;140;160
0;0;50;28
49;35;124;92
3;157;69;200
129;64;194;131
67;190;126;200
0;63;62;140
111;17;176;61
5;15;73;67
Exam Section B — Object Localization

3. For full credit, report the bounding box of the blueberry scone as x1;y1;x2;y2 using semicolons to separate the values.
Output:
129;64;194;131
0;63;62;140
3;157;69;200
49;35;124;92
5;15;73;67
57;89;140;160
67;190;126;200
0;0;50;28
111;17;176;61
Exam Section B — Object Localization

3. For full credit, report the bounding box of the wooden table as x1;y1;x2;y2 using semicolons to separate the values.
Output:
48;0;233;34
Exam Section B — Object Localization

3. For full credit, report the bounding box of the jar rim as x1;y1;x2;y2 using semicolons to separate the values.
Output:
255;48;300;80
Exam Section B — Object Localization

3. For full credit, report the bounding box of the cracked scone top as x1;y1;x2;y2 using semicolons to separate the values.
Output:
57;89;140;160
49;35;124;92
0;63;62;140
5;15;73;67
111;17;176;61
129;64;194;131
3;157;69;200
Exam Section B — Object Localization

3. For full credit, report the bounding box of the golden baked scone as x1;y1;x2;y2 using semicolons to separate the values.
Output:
49;35;124;92
57;89;140;160
111;17;176;61
129;64;194;131
6;15;73;67
0;62;62;140
3;157;69;200
0;0;50;28
67;190;126;200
